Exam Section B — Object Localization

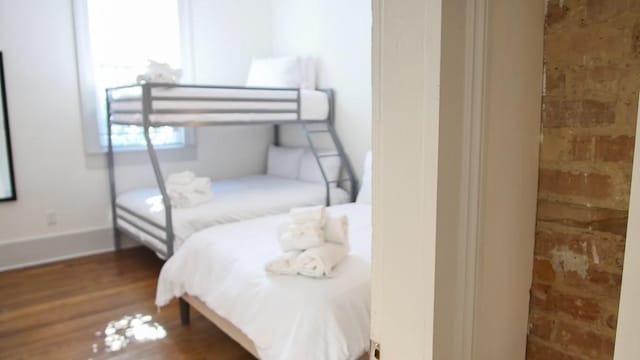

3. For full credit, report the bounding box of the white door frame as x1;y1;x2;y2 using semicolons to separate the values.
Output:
370;0;542;359
370;0;488;358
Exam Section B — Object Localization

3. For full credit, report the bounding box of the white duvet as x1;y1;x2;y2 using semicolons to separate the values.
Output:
116;175;350;251
156;203;371;360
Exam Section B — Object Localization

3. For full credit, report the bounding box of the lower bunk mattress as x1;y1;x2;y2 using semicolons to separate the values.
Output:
156;202;371;360
115;174;350;253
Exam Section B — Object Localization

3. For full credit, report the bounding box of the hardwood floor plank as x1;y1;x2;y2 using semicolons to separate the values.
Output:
0;247;254;360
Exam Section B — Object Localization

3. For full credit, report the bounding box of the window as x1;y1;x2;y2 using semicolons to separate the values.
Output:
73;0;193;152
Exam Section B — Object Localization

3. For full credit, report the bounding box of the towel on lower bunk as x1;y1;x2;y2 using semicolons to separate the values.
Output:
267;205;349;278
166;171;213;208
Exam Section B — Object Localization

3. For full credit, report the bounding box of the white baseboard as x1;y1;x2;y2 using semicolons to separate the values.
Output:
0;227;140;272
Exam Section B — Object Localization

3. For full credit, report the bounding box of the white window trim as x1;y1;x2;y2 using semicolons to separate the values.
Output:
71;0;196;154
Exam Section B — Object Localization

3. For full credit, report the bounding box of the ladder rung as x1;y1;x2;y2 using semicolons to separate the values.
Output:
317;152;340;158
328;178;350;184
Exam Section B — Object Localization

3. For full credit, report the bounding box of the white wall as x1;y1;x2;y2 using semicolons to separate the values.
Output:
0;0;272;265
271;0;372;178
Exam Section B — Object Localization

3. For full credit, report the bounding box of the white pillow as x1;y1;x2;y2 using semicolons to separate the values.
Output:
356;151;372;204
267;145;305;179
298;149;341;185
299;57;316;90
246;57;301;88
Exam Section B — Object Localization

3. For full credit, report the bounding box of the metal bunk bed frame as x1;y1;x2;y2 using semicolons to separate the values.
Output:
106;82;357;258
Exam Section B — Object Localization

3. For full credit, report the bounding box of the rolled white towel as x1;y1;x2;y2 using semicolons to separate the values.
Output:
168;177;211;195
295;243;349;278
289;205;326;225
324;215;349;246
191;177;211;194
265;251;302;275
169;191;212;208
167;171;195;186
278;221;325;251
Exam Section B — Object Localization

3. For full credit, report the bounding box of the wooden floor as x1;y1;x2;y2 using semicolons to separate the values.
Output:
0;247;255;360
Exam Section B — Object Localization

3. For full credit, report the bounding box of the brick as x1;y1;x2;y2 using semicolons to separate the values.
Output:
538;168;612;199
534;225;626;271
633;22;640;58
570;135;595;161
529;310;556;341
527;340;580;360
586;0;628;23
545;66;566;96
562;269;622;299
543;100;615;128
533;257;557;284
566;65;620;98
537;200;628;236
554;321;615;358
531;284;601;322
570;135;635;162
595;135;635;162
546;0;569;28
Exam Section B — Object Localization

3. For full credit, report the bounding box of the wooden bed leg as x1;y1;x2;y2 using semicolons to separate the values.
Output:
179;298;190;325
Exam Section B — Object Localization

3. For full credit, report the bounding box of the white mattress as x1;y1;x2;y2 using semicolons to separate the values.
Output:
156;203;371;360
115;175;350;252
109;87;329;124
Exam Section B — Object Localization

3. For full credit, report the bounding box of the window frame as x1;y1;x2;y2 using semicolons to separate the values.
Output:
72;0;195;154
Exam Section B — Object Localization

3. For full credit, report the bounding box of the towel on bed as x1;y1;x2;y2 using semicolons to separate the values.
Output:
167;171;195;186
295;243;349;278
278;221;325;251
265;251;302;275
324;215;349;246
289;205;326;225
166;171;213;208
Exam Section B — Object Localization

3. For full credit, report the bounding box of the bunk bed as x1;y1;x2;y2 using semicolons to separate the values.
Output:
156;152;373;360
106;82;357;259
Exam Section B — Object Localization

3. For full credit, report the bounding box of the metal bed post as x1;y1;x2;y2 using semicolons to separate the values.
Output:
325;90;358;202
142;83;175;257
106;89;121;251
300;89;332;206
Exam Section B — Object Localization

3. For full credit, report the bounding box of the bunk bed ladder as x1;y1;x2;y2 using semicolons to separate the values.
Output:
301;91;358;205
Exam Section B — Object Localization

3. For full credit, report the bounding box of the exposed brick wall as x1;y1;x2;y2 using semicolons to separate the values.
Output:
526;1;640;359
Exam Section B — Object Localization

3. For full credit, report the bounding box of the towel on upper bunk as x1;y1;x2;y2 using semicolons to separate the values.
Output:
166;171;213;208
136;59;182;84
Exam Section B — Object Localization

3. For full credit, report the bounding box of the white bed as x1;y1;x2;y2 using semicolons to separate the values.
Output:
156;202;371;360
116;175;350;253
109;87;329;124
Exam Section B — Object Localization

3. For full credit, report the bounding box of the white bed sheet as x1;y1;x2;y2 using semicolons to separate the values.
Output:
156;203;371;360
110;88;329;124
116;175;350;251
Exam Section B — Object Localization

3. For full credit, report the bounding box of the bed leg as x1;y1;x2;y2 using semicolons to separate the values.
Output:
179;298;190;325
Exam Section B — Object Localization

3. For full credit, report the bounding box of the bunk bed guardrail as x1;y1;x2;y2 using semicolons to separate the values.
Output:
106;82;357;258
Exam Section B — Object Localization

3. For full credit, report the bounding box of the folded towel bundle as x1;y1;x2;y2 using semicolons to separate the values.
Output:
166;171;213;208
267;206;349;278
136;59;182;84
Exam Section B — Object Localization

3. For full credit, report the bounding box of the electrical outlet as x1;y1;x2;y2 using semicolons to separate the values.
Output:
46;210;57;226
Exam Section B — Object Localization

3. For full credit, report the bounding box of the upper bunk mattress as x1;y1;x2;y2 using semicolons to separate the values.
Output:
156;202;371;360
115;174;350;251
109;87;329;125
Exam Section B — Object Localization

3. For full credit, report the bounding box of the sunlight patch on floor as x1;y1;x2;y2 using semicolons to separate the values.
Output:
90;313;167;356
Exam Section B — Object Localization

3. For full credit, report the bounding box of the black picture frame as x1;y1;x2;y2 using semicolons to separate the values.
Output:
0;51;17;202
